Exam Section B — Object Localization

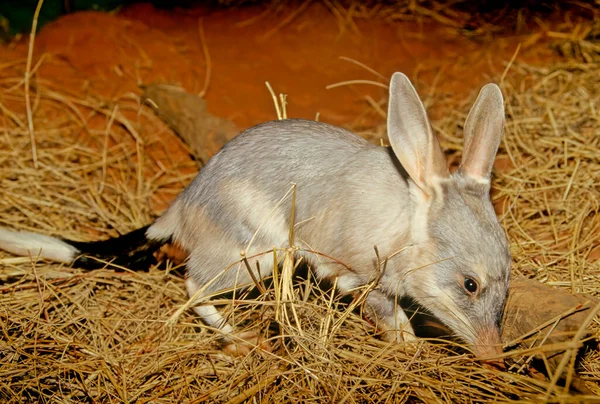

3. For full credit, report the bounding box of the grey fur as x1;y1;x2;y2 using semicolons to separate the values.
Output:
148;72;511;356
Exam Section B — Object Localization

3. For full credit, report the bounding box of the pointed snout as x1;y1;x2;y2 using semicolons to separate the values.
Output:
472;326;505;369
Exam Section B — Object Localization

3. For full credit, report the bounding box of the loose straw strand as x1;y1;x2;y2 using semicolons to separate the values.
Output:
25;0;45;168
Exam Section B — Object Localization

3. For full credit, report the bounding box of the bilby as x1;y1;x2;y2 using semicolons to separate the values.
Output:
0;73;511;359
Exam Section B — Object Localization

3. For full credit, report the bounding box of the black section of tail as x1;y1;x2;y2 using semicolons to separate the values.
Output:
67;225;169;271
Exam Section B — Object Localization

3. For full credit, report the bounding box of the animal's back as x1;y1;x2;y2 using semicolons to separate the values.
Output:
150;118;410;283
184;119;373;201
176;119;388;217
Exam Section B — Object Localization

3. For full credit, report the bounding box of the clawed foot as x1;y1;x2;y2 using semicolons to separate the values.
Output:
222;330;272;356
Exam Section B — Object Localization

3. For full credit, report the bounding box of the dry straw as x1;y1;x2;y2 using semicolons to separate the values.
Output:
1;3;600;404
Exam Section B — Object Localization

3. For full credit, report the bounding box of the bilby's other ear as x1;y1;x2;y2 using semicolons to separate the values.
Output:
387;72;449;194
460;83;505;182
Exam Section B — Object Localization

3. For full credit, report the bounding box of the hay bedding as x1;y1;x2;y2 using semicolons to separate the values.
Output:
1;6;600;404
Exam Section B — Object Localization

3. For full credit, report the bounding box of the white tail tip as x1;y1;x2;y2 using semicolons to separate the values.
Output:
0;227;79;264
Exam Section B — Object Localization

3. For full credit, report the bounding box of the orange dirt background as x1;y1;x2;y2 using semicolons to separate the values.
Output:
0;1;583;226
4;2;567;133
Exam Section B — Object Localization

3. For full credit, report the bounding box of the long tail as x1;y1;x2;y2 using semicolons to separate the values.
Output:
0;226;169;270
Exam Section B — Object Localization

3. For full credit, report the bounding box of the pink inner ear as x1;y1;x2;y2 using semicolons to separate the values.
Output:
460;117;501;181
464;158;488;180
460;85;505;181
425;133;450;183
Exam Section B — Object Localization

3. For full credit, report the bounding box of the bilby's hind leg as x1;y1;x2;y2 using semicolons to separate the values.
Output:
365;289;416;343
185;278;233;333
185;277;271;355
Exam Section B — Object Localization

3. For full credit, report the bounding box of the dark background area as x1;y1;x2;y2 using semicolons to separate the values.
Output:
1;0;598;36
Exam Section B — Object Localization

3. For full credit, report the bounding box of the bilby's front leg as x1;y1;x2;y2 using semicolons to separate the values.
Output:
365;289;416;343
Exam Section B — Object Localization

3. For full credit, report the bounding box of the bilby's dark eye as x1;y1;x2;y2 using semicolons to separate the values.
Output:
463;277;479;296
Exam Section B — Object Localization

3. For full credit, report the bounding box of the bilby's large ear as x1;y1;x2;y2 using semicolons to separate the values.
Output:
387;72;449;194
459;83;505;182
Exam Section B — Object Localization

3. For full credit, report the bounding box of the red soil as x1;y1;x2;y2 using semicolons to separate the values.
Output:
4;2;567;132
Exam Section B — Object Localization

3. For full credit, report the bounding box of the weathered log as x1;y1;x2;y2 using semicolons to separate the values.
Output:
141;84;238;165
